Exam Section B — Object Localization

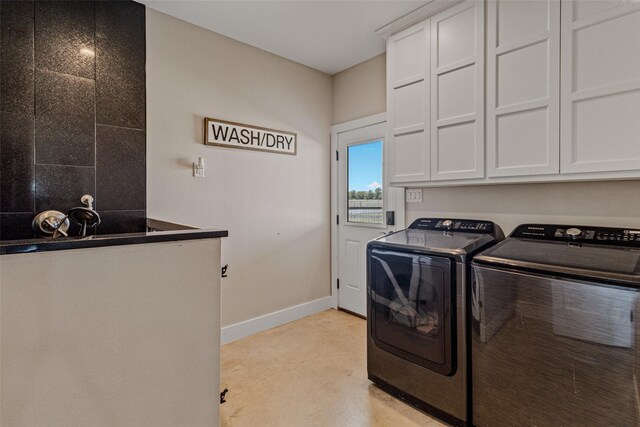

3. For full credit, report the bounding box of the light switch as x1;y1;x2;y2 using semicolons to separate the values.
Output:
193;157;205;178
406;188;423;203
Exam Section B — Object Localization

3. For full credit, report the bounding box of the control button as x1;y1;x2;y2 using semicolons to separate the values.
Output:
442;219;453;229
566;228;583;239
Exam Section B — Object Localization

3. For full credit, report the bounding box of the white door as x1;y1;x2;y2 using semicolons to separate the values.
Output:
430;0;485;181
560;0;640;174
387;20;431;184
486;0;560;177
334;118;403;317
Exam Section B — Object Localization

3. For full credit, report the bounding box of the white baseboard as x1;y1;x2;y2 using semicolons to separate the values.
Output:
221;296;333;345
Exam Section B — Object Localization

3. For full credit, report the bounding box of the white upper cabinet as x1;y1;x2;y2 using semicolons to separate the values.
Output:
561;0;640;173
387;21;430;183
430;1;485;181
486;0;560;177
385;0;640;187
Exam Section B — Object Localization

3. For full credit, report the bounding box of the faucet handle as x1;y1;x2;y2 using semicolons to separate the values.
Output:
44;219;68;237
80;194;94;209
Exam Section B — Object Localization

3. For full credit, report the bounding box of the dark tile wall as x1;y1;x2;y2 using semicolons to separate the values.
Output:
0;0;146;240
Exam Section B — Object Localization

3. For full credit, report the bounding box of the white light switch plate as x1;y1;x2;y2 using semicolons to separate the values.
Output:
193;164;205;178
406;188;423;203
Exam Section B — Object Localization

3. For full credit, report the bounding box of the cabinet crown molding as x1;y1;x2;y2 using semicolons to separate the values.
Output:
375;0;463;40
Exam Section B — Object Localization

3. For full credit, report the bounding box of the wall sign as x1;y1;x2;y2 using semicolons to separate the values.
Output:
204;118;297;155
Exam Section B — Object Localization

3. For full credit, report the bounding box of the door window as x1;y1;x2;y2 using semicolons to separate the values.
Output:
347;140;383;224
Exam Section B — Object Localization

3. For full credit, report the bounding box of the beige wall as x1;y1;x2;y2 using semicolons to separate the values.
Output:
407;180;640;235
146;9;332;327
331;53;386;125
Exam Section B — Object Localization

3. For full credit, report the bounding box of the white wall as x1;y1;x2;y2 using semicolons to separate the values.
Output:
406;180;640;235
1;239;221;426
146;9;332;327
332;53;386;125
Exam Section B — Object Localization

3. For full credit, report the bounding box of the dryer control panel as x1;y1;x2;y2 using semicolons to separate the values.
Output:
409;218;495;234
511;224;640;247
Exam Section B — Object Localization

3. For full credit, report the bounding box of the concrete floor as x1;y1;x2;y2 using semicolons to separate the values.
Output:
220;309;446;426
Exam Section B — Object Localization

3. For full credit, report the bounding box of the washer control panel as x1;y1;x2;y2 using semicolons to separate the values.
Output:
409;218;495;234
511;224;640;247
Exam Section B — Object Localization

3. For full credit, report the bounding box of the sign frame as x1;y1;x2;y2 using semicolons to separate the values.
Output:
204;117;297;156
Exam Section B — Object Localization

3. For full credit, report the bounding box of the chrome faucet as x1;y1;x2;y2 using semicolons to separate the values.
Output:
33;194;101;238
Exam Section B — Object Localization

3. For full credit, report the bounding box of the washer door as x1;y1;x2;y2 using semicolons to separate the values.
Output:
471;264;640;427
368;249;454;375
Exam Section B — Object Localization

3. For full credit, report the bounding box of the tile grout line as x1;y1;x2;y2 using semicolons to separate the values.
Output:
35;163;95;169
94;0;97;211
32;2;37;214
96;123;145;132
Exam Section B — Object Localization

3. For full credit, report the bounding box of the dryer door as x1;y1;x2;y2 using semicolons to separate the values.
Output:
368;249;454;375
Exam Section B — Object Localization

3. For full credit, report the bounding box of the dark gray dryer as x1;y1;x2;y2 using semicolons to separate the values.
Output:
472;224;640;427
367;218;503;427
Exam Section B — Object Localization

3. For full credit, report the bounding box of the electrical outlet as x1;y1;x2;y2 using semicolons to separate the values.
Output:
406;188;423;203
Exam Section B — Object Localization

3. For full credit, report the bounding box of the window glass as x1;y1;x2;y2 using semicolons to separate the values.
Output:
347;140;383;224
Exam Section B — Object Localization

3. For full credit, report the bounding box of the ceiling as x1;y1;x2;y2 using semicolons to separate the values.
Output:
139;1;428;75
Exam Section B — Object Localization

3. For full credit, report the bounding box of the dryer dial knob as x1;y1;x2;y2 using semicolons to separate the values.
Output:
566;228;583;239
442;220;453;229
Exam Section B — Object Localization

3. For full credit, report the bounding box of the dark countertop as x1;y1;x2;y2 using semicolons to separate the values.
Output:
0;218;228;255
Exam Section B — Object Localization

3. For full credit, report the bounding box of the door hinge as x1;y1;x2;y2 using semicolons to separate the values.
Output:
336;215;339;225
336;150;339;161
337;278;340;289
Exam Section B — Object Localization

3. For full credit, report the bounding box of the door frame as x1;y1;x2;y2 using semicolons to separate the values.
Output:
330;113;406;310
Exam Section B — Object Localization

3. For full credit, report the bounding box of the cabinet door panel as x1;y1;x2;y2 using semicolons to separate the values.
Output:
497;0;549;46
430;1;484;181
392;81;425;132
436;122;477;175
572;91;640;166
435;5;477;68
487;0;560;177
496;108;551;170
390;131;430;182
573;0;628;21
391;26;427;86
573;12;640;93
561;1;640;173
387;21;430;183
497;41;549;108
437;65;475;120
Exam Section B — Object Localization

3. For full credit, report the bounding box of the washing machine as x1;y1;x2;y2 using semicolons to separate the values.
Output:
367;218;504;427
471;223;640;427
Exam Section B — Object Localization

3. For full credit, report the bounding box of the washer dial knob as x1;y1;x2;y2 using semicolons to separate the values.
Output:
442;219;453;229
566;228;583;239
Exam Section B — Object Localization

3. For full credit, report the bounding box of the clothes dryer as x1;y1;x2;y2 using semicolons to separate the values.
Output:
367;218;504;426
